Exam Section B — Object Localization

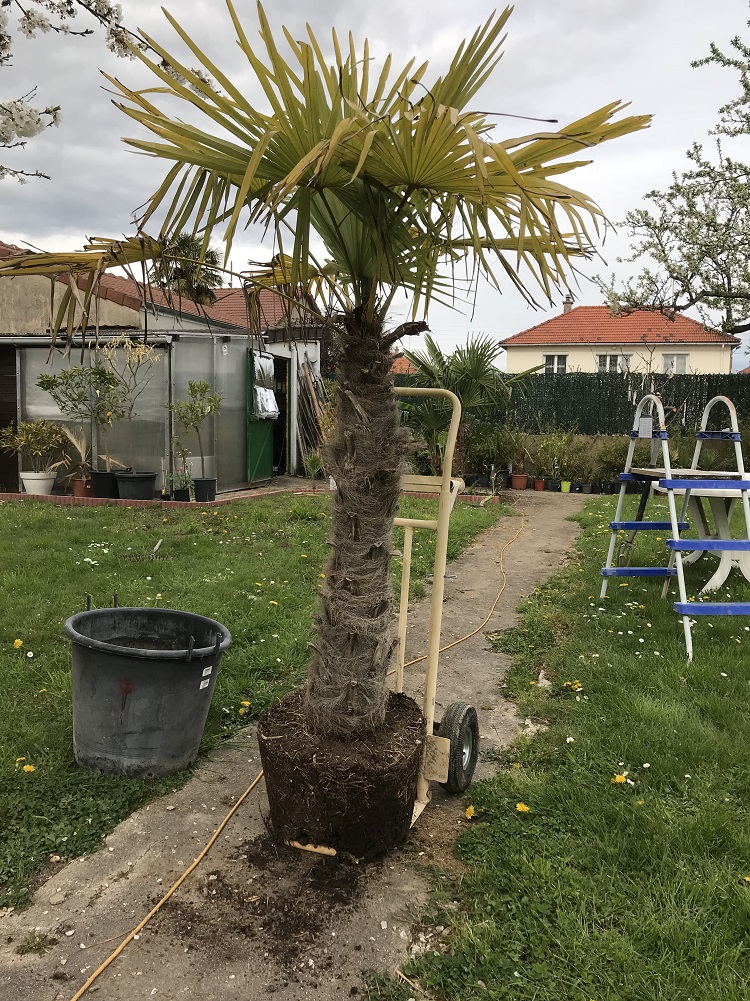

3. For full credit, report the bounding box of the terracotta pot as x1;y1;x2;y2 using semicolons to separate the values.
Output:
533;478;545;491
510;472;528;489
72;478;93;498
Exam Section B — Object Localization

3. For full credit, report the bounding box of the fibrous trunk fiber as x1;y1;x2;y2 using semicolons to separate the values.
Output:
305;312;412;738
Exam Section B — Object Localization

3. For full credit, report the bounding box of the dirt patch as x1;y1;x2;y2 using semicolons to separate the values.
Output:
154;836;370;970
0;489;585;1001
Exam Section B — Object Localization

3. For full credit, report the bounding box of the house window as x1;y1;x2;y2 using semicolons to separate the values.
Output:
662;353;689;375
544;354;567;375
598;353;631;373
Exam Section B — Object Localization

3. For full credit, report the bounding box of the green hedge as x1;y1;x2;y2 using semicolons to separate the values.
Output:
506;372;750;434
395;370;750;435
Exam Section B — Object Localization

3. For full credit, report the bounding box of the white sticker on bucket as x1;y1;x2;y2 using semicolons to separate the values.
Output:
199;678;210;690
202;665;212;677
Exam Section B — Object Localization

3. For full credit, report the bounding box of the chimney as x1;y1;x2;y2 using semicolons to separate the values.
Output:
562;294;574;314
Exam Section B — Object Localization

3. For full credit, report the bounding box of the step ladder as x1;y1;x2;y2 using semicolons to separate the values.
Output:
600;394;687;598
660;395;750;659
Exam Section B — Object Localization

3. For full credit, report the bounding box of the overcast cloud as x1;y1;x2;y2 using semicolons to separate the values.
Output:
1;0;748;357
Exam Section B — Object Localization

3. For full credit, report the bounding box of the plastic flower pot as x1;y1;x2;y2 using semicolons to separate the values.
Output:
65;605;232;777
561;480;572;493
90;470;120;498
193;477;217;502
510;472;528;489
20;471;56;495
115;471;158;500
533;477;545;491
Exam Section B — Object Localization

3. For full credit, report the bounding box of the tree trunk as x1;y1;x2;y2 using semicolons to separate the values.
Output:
305;311;412;739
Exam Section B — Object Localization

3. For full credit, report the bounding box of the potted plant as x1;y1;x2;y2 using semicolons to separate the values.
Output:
532;432;561;490
97;336;161;500
61;426;93;497
0;419;68;494
166;439;193;501
37;364;128;498
169;380;224;502
506;428;530;489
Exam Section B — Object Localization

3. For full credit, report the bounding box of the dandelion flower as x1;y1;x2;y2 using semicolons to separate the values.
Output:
516;802;530;813
15;756;26;763
465;805;475;820
269;600;278;606
300;554;308;559
13;638;22;649
22;764;35;773
611;774;627;784
240;701;251;707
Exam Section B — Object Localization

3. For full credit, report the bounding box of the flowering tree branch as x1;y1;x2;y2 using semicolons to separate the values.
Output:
1;0;218;181
0;0;142;181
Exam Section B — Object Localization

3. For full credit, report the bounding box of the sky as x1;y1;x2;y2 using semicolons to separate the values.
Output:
1;0;749;362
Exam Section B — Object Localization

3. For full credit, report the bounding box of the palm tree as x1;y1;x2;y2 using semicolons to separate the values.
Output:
0;4;649;746
149;231;223;306
402;334;533;475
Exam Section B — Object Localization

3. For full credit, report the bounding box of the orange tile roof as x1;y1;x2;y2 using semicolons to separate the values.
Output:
500;305;740;348
0;240;289;329
390;355;416;374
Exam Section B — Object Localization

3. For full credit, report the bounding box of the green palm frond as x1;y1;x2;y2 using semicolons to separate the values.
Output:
107;2;648;318
0;4;650;335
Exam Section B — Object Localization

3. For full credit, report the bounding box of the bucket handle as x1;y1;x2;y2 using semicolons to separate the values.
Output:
186;635;195;661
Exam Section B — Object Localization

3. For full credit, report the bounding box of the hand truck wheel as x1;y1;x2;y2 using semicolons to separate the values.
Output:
439;701;480;794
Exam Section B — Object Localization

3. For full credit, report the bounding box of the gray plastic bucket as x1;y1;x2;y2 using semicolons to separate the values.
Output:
65;607;232;778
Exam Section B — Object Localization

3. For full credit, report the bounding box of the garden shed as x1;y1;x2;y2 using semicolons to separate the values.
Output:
0;241;323;493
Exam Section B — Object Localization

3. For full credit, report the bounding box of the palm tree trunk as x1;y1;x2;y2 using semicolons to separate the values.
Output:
305;310;413;739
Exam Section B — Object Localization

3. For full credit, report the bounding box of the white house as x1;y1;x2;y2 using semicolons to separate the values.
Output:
499;298;739;376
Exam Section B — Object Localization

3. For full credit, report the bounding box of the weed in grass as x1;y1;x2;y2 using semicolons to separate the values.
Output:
0;494;503;908
15;930;53;955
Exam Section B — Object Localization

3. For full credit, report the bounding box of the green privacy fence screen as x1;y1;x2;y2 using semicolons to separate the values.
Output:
397;372;750;435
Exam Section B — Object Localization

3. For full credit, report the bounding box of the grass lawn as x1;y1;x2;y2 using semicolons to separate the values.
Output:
369;494;750;1001
0;492;505;909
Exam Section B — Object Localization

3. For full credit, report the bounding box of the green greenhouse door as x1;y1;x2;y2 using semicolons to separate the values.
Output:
247;351;275;483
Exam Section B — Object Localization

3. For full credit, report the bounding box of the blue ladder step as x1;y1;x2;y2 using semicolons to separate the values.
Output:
659;478;750;491
601;567;677;577
668;539;750;551
674;602;750;616
610;521;689;531
697;431;741;441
